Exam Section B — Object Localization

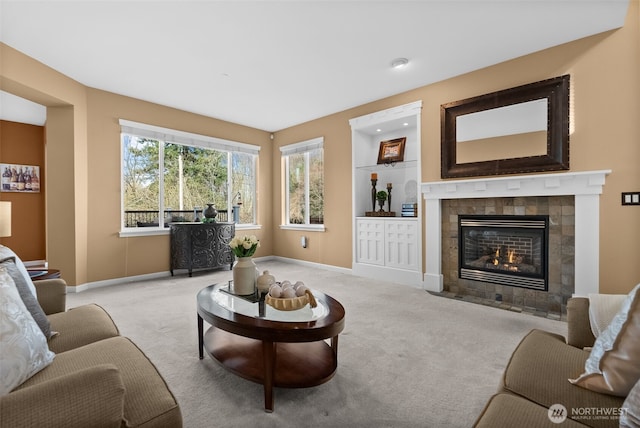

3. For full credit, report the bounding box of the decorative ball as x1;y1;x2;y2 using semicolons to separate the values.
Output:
269;285;282;298
295;285;308;297
282;287;297;298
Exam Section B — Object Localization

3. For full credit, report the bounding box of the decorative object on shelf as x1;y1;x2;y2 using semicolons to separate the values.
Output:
370;173;378;212
193;207;201;222
376;190;387;212
1;163;40;193
386;183;393;212
402;203;418;217
229;235;260;296
365;187;396;217
404;179;418;204
376;137;406;165
203;203;217;219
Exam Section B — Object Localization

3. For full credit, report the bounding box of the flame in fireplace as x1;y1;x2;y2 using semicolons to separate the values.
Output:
491;247;519;270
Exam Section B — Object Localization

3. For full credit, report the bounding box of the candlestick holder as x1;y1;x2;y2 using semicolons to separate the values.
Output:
387;183;392;212
371;179;377;212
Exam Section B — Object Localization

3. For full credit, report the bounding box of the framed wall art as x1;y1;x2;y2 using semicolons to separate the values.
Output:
377;137;406;164
1;163;41;193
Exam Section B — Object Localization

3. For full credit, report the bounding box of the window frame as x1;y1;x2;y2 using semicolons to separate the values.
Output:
280;137;325;232
119;120;260;237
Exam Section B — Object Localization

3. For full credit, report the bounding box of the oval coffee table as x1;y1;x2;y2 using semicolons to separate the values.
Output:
197;283;345;412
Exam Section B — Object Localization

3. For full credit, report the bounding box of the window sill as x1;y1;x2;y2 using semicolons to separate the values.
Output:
119;228;169;238
279;224;325;232
119;223;262;237
235;224;262;231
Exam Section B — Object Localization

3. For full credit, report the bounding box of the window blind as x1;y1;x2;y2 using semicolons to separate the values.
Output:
280;137;323;156
119;119;260;155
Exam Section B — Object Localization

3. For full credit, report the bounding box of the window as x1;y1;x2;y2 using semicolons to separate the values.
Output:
281;137;324;228
120;120;259;231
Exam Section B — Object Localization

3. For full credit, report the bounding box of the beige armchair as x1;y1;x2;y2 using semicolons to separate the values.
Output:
1;277;182;427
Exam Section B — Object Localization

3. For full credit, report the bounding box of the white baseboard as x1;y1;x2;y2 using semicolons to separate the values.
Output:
68;257;351;293
68;271;171;293
258;255;352;275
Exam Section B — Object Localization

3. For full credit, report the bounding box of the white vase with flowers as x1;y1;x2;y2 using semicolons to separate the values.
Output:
229;235;260;295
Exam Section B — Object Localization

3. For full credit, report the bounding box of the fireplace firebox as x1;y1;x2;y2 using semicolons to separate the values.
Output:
458;215;549;291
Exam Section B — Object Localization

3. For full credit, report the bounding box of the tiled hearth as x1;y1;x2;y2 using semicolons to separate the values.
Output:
421;170;611;316
441;196;574;315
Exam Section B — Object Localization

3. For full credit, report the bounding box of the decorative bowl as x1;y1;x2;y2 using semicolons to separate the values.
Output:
265;289;317;311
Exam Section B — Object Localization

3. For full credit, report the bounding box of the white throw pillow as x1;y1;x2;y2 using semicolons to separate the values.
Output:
570;283;640;396
0;268;55;396
588;293;627;337
0;245;36;297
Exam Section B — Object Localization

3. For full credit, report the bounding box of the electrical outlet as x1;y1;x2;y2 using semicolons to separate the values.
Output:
622;192;640;205
301;236;307;248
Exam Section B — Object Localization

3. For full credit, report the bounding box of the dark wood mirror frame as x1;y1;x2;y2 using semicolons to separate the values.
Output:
441;75;570;179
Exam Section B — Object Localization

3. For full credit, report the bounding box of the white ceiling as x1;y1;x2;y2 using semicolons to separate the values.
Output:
0;0;630;131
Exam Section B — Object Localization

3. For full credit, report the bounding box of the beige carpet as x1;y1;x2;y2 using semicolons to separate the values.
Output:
67;259;567;428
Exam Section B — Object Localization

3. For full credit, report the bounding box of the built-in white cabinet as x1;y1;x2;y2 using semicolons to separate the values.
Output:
355;218;384;266
349;101;423;287
356;218;419;270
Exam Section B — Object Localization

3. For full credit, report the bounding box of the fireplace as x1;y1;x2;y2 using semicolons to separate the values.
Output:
421;170;611;304
458;215;548;291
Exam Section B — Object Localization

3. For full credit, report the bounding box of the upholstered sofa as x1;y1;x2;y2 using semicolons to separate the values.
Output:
474;296;638;428
0;250;182;427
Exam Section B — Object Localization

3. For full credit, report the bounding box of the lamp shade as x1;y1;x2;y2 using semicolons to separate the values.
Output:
0;201;11;238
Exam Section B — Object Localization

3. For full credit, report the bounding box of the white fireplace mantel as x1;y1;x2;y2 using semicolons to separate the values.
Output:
420;170;611;297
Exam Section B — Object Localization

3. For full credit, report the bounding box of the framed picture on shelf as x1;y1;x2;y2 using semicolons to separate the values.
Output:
377;137;406;164
1;163;41;193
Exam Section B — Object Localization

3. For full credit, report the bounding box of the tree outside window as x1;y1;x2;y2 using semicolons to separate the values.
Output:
284;143;324;226
122;133;257;228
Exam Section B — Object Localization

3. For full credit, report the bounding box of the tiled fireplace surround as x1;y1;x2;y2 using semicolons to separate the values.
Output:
421;170;610;315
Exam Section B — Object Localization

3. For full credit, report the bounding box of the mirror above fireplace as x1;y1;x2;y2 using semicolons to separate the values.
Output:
441;75;570;179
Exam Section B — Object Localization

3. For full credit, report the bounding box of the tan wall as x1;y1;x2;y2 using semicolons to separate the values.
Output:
0;120;46;261
85;89;272;282
1;1;638;292
274;1;640;294
0;43;88;284
0;43;272;285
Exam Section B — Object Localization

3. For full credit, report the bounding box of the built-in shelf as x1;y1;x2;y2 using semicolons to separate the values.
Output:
355;160;417;172
350;101;423;288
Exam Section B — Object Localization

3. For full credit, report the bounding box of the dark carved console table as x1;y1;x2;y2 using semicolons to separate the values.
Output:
170;222;235;277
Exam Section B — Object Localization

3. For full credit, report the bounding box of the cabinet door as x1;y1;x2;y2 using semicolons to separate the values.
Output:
191;226;216;269
170;225;191;270
356;219;384;266
213;224;235;266
385;221;419;270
